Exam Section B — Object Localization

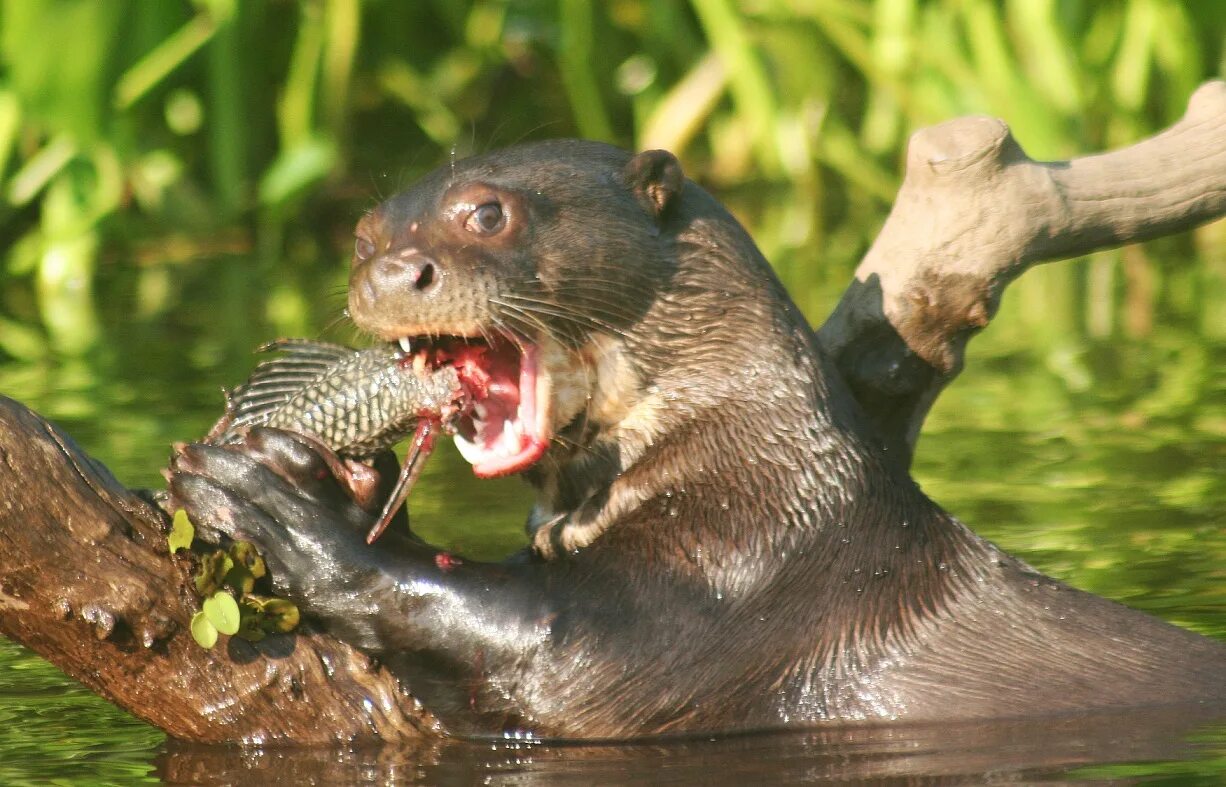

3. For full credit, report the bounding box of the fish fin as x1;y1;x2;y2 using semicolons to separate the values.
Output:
216;339;363;440
257;338;356;359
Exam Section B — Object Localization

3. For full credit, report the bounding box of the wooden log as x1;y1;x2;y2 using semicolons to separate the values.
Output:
0;396;434;743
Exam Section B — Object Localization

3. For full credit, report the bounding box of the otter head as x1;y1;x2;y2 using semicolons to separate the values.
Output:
349;141;685;494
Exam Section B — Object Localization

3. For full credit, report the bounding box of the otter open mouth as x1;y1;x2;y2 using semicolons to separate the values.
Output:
397;334;550;478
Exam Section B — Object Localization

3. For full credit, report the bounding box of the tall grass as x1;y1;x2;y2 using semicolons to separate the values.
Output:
0;0;1222;357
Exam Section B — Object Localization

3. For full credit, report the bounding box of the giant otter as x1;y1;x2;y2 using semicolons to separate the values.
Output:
170;140;1226;739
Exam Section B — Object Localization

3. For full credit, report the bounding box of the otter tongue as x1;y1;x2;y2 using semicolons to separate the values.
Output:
453;343;549;477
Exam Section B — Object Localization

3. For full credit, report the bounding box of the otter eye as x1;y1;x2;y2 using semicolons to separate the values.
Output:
465;202;505;236
354;236;376;261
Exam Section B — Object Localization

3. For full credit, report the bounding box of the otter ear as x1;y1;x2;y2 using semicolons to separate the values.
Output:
623;149;683;219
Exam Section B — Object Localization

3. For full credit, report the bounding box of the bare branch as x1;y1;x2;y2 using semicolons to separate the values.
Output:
819;80;1226;463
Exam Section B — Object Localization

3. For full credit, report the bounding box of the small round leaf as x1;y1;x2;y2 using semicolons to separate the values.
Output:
190;611;218;649
236;601;267;642
229;541;267;579
194;550;234;596
261;598;301;633
203;591;241;635
223;565;255;595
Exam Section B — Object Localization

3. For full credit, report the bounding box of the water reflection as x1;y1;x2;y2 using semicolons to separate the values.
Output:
156;709;1226;785
0;641;161;784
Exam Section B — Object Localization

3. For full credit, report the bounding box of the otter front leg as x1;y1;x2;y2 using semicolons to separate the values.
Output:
168;429;552;730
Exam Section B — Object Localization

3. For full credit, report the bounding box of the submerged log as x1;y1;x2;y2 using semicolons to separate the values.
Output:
0;82;1224;742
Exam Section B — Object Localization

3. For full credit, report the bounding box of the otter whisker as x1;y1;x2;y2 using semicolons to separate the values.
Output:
513;283;659;322
486;312;538;349
491;297;604;342
513;293;647;329
523;281;659;306
505;272;659;301
488;300;572;349
496;294;631;339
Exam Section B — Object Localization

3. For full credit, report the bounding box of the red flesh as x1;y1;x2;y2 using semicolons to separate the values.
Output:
366;335;550;542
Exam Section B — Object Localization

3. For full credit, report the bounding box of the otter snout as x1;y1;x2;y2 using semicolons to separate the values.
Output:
357;249;442;304
349;247;454;336
348;243;491;339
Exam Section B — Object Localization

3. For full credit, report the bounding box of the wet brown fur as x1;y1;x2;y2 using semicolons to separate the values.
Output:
172;140;1226;740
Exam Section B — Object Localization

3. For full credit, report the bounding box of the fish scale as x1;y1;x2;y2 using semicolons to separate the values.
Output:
208;338;465;543
215;339;461;458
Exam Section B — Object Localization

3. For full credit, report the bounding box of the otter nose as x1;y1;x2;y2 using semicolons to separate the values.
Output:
363;250;442;300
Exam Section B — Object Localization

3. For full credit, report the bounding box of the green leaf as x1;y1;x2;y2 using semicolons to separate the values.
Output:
223;541;267;593
228;541;266;579
0;315;48;361
203;591;241;635
236;598;266;642
7;135;76;207
190;611;218;649
193;550;233;596
237;618;266;642
113;12;220;110
247;594;301;634
257;136;336;211
222;565;255;595
168;509;195;554
261;597;301;633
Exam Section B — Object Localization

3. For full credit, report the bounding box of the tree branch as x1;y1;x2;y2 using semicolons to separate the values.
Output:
819;80;1226;463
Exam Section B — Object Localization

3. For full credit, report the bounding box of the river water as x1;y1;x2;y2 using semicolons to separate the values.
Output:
0;235;1223;782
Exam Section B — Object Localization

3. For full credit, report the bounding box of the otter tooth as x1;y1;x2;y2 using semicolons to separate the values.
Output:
398;337;413;354
502;418;518;444
453;432;483;465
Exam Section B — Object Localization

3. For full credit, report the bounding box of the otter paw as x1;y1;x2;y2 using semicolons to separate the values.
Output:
168;431;376;600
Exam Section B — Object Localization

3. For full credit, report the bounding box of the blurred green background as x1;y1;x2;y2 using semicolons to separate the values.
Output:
0;2;1225;780
2;0;1225;361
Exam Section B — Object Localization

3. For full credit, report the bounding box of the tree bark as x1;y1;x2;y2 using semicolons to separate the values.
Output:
0;397;435;744
1;82;1225;743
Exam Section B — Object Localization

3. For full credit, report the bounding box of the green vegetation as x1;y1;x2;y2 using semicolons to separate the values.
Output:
173;515;301;649
0;0;1223;359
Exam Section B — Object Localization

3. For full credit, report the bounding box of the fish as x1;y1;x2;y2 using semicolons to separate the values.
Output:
207;339;465;542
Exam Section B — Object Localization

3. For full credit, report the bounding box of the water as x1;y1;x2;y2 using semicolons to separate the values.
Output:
0;239;1224;782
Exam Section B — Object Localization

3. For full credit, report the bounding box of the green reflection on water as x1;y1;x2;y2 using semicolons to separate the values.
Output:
0;234;1222;780
0;639;162;784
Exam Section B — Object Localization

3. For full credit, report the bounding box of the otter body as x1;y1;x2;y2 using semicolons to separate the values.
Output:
171;140;1226;739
